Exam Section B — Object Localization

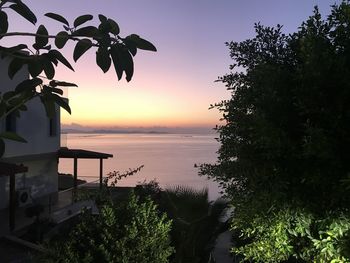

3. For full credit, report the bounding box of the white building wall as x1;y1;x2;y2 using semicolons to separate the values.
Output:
0;58;60;157
1;97;60;157
0;57;60;209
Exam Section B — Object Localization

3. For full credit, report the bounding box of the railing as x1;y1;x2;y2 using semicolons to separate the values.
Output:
54;178;101;209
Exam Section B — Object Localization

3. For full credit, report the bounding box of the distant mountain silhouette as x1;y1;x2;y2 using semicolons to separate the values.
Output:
61;123;215;134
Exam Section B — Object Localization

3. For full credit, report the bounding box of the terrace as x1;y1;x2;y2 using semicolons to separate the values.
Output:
0;148;113;237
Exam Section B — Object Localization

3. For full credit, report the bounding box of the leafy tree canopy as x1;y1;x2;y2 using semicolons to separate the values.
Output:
201;1;350;261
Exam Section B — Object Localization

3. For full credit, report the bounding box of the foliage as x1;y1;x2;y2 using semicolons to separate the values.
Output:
39;191;173;263
162;186;227;263
0;0;156;156
135;179;163;203
35;168;173;262
232;208;350;262
104;165;144;187
200;1;350;261
134;182;228;262
73;165;144;205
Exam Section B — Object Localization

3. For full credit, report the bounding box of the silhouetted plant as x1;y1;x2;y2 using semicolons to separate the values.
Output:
162;186;227;263
0;0;156;156
135;179;162;203
200;1;350;261
74;165;144;204
104;165;144;187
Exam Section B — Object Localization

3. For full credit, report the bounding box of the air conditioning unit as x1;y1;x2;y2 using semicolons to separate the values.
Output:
17;188;32;207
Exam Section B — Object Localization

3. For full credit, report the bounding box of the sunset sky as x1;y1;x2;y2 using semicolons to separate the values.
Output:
5;0;338;129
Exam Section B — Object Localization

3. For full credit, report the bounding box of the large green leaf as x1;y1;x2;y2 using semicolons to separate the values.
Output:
124;38;137;56
52;93;71;114
96;17;119;36
0;11;8;35
15;78;42;93
110;45;123;80
73;39;92;62
28;57;43;77
98;21;111;34
110;45;134;81
96;47;111;73
45;12;69;26
121;49;134;82
9;2;37;25
136;37;157;52
73;26;98;37
0;45;28;61
98;14;107;23
0;44;28;54
73;14;93;28
48;50;74;71
8;96;24;108
42;57;55;79
43;85;63;96
40;96;55;118
35;24;49;48
127;34;157;52
55;31;69;49
42;52;57;66
8;57;25;79
42;87;71;115
49;80;77;87
0;132;27;143
3;91;16;101
50;87;63;95
108;18;120;35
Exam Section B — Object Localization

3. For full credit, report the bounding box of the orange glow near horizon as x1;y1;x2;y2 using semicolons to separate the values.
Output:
58;55;227;129
60;87;222;128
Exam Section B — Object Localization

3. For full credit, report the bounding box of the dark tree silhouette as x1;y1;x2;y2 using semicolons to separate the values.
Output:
201;2;350;261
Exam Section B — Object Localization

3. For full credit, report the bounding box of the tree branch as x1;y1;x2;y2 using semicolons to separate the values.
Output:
0;32;99;47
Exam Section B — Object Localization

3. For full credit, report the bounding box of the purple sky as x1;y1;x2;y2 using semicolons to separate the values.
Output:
4;0;339;130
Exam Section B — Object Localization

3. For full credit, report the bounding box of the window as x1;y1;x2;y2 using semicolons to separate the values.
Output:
5;112;17;132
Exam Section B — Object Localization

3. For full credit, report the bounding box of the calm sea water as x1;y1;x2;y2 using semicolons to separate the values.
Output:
59;133;221;200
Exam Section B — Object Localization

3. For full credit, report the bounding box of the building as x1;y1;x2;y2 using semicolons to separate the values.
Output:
0;57;112;234
0;56;60;210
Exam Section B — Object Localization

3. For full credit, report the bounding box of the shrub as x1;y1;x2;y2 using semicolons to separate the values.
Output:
41;192;174;263
232;208;350;262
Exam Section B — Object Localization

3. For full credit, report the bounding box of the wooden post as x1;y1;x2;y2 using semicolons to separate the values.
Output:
73;157;78;190
99;158;103;189
9;173;15;232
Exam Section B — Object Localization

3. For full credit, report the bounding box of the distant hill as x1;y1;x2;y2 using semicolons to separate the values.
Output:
61;123;215;134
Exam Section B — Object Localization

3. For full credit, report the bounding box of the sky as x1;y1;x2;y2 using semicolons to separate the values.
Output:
4;0;340;130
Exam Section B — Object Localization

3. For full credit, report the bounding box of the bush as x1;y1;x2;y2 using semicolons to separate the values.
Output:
162;186;227;263
135;182;228;263
232;208;350;262
40;192;174;263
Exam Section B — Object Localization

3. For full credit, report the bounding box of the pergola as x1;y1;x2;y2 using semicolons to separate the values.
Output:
0;162;28;231
57;148;113;189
